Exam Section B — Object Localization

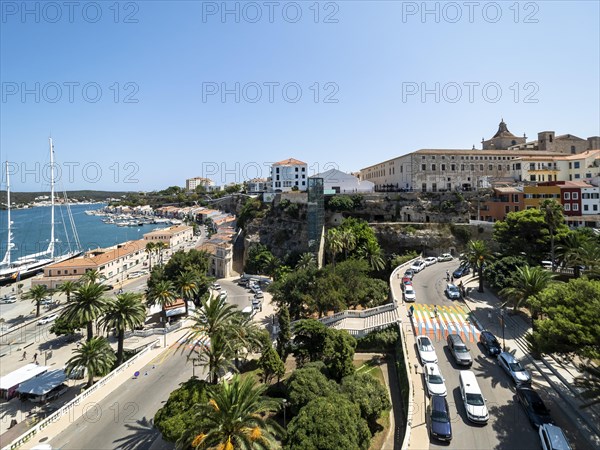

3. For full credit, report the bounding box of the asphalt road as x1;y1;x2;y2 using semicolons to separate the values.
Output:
49;344;196;450
406;259;587;450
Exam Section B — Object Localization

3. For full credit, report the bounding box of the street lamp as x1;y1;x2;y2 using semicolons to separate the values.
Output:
282;399;288;427
500;308;506;351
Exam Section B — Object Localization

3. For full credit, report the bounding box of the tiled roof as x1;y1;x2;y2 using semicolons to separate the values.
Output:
273;158;306;166
48;239;146;269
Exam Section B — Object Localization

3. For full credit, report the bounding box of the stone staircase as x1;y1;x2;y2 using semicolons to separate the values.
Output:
320;303;400;337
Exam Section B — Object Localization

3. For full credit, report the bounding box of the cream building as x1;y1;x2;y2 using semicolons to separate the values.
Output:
143;225;194;248
34;240;148;289
185;177;215;191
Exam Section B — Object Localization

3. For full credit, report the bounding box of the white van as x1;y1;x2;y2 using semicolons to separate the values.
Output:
459;370;489;423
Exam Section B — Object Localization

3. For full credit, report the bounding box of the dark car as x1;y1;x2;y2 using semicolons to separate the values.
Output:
404;269;415;280
479;330;502;357
102;284;115;291
516;386;554;429
428;395;452;442
453;263;471;279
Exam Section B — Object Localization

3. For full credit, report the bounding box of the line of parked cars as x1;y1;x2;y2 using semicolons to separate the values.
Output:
402;254;455;303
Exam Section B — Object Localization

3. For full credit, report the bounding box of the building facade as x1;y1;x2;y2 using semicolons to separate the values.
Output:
186;177;215;191
311;168;374;193
143;225;194;248
478;186;524;222
270;158;308;192
247;178;268;193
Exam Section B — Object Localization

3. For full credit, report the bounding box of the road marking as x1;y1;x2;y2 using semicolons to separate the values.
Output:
411;304;480;342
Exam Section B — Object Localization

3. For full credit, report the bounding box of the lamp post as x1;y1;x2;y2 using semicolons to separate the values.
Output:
282;399;288;427
500;308;506;351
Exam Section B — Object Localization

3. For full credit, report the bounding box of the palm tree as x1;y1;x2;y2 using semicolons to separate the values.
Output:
541;199;564;272
65;337;116;388
24;285;51;317
80;269;104;285
155;242;169;265
146;279;176;330
499;265;555;319
325;228;343;268
464;240;493;293
338;228;356;259
145;242;156;272
62;282;110;341
295;252;316;271
101;292;146;366
183;295;240;346
175;270;199;316
358;240;386;272
188;375;283;449
57;280;79;304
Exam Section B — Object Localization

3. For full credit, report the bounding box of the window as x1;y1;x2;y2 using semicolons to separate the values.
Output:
568;162;572;169
530;175;536;182
431;164;436;171
470;164;474;171
498;165;502;171
451;164;456;171
421;183;427;192
441;164;446;171
594;204;598;211
564;192;570;200
461;164;465;171
571;145;576;154
421;164;426;171
488;164;493;171
505;206;510;214
575;174;581;179
432;183;437;192
572;192;579;200
295;167;298;172
530;163;535;170
564;204;571;211
479;164;484;171
573;203;579;211
302;167;305;172
584;205;589;211
574;162;580;169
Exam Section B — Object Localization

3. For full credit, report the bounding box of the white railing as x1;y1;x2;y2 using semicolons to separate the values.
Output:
124;321;182;339
2;339;160;450
296;302;398;328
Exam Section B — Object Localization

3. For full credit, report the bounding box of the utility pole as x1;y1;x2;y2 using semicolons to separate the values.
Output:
500;308;506;351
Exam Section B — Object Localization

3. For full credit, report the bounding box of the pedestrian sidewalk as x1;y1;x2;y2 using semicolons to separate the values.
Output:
459;275;600;450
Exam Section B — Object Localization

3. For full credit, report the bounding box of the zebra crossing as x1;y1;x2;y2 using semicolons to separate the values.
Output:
410;303;480;343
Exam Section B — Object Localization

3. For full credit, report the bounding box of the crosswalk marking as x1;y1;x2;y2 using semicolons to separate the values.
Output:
410;304;480;342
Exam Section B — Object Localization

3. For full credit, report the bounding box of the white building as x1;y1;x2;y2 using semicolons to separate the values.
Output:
186;177;215;191
247;178;268;193
270;158;308;192
143;225;194;248
311;168;374;193
581;184;600;215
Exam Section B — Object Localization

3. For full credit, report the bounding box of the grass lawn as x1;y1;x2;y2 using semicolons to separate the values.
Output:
354;356;392;450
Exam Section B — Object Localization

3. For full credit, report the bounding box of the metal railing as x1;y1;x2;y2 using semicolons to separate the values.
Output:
2;339;160;450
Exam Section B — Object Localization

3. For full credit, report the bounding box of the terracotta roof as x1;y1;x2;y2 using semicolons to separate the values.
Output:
48;239;146;269
144;225;192;237
273;158;306;166
164;298;185;310
494;187;522;194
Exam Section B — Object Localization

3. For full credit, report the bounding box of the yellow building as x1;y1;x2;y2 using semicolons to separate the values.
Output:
523;184;561;210
143;225;194;248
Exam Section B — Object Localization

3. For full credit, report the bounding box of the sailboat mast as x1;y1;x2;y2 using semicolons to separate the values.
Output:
49;137;55;258
5;162;12;265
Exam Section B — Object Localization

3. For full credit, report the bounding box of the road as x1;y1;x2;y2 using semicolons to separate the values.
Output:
405;259;588;449
49;343;197;450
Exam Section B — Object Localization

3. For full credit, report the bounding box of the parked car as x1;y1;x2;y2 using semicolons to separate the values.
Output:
447;334;472;367
411;260;427;273
453;263;471;279
38;314;58;325
427;395;452;442
254;291;264;300
403;269;415;280
424;257;438;266
445;283;460;300
416;335;438;364
40;298;54;305
437;253;453;262
102;284;115;291
516;386;554;429
423;363;447;397
252;297;262;310
211;283;222;290
401;276;412;290
128;271;147;279
0;295;17;304
459;370;489;423
498;352;531;385
219;291;228;300
539;424;572;450
479;330;502;357
404;286;416;303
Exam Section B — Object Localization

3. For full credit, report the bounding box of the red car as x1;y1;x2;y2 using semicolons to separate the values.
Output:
401;277;412;290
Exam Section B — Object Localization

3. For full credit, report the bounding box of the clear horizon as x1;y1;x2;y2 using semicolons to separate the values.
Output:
1;1;599;191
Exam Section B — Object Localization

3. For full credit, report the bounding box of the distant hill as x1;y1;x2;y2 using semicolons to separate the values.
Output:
0;190;131;207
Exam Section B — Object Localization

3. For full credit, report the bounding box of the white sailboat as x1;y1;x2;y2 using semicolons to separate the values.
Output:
0;138;82;283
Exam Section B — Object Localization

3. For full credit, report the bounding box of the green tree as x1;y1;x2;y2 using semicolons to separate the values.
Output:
65;337;116;388
145;242;157;272
292;319;330;365
484;256;528;291
295;253;316;271
390;251;419;269
258;342;285;384
323;329;356;382
269;268;316;320
79;269;104;284
285;367;339;415
325;228;343;268
175;270;200;316
327;195;355;212
285;395;371;450
557;233;600;279
62;282;110;341
541;199;564;272
189;375;283;449
146;279;177;331
101;292;146;366
499;265;555;316
341;372;391;429
49;314;83;337
57;280;79;304
24;285;50;318
163;249;210;283
357;239;385;272
276;305;292;359
464;240;493;293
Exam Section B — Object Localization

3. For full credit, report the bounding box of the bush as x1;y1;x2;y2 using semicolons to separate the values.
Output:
327;195;355;212
485;256;528;291
356;325;399;352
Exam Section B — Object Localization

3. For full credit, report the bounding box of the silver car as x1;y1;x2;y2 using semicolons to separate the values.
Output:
498;352;531;385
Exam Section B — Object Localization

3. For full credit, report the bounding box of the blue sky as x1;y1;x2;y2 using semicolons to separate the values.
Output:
1;1;599;191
